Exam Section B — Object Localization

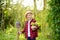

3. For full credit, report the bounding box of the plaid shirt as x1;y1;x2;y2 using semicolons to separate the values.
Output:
22;19;39;38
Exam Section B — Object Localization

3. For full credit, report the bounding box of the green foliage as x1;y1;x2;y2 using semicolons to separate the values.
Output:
0;0;60;40
47;0;60;40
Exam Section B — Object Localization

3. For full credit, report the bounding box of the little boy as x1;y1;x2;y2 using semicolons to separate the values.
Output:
19;10;39;40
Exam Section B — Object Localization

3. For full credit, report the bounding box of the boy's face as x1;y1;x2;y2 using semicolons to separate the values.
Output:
27;13;32;20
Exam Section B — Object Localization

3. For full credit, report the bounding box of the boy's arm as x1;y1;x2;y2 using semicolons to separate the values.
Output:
22;27;25;33
21;22;26;33
31;19;39;31
31;24;40;31
35;25;39;30
18;24;25;34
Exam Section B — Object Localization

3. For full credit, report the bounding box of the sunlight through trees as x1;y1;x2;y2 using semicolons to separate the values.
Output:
0;0;60;40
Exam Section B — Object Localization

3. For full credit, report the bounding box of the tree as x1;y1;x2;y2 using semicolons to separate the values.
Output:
47;0;60;40
34;0;37;18
0;0;5;31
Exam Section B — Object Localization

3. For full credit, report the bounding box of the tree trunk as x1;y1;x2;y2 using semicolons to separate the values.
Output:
34;0;37;18
44;0;46;10
0;0;5;31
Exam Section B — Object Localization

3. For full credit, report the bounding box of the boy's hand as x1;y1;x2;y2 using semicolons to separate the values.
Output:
18;31;22;35
31;26;37;31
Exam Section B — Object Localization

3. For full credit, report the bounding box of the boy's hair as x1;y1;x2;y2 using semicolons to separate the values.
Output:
25;10;33;18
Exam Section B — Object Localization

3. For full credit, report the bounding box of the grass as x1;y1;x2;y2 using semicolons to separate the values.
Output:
0;25;51;40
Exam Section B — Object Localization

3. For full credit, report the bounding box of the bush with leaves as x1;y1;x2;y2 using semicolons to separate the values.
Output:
47;0;60;40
